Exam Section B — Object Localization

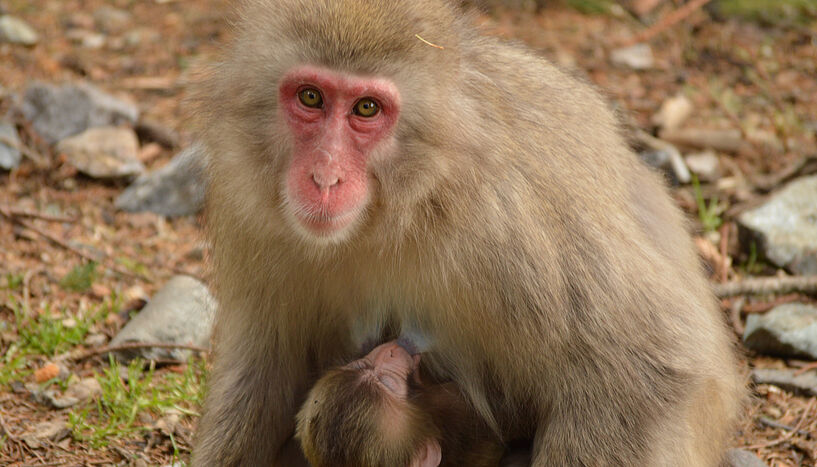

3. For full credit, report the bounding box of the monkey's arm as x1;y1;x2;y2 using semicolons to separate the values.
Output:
192;318;311;466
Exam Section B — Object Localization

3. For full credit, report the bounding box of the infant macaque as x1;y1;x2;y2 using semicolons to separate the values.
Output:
296;340;503;467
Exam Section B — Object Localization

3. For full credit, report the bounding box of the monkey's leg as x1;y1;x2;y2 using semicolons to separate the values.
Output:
528;369;728;467
192;332;309;466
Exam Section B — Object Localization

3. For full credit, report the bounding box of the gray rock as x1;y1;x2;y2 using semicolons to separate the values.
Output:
723;448;767;467
0;15;39;45
109;275;215;362
738;176;817;275
21;81;139;144
610;43;654;70
116;143;207;217
685;151;720;182
0;120;21;170
751;368;817;397
743;303;817;359
56;126;144;179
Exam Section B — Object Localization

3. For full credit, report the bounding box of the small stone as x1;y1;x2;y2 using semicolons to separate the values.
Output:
22;420;70;449
109;275;215;362
684;151;720;182
723;448;767;467
0;15;39;45
154;411;181;436
138;142;163;163
57;126;144;179
33;377;102;409
64;377;102;401
738;175;817;275
0;120;21;170
123;27;159;47
751;368;817;397
123;284;149;303
22;81;139;144
80;32;106;49
61;317;77;328
91;282;112;298
84;333;108;347
743;303;817;359
116;143;207;216
652;94;693;132
34;363;60;383
610;43;654;70
93;6;132;33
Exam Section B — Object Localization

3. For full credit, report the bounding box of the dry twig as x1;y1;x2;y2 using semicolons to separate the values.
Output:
714;276;817;298
0;412;20;442
757;416;812;438
0;206;76;223
742;294;801;314
0;208;149;281
718;223;730;283
752;154;817;193
747;397;815;449
0;135;47;167
794;362;817;377
728;297;745;336
74;341;209;361
620;0;713;47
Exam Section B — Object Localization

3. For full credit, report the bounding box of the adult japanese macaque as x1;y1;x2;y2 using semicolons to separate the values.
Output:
191;0;743;465
296;340;504;467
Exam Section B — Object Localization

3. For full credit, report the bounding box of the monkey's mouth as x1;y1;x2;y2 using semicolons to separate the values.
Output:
293;206;361;237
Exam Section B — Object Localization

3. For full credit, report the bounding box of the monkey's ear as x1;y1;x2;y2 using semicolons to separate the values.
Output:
410;439;442;467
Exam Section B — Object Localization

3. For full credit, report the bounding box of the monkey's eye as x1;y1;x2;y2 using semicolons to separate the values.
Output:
354;98;379;117
298;88;323;108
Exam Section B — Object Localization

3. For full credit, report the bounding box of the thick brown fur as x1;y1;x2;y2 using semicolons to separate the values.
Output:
192;0;744;465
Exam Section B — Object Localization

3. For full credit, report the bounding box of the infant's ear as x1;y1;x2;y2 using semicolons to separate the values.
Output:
410;438;441;467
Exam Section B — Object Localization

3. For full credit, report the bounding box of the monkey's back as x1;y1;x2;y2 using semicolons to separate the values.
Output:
394;33;745;466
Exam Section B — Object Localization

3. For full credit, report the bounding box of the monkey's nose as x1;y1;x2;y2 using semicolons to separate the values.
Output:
374;342;408;365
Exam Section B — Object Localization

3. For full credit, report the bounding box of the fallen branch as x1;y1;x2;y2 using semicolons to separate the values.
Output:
728;296;745;336
620;0;713;47
752;154;817;193
757;416;812;438
0;208;149;282
0;206;76;223
73;341;209;361
747;397;815;449
794;361;817;377
718;223;730;283
714;276;817;298
741;293;801;314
